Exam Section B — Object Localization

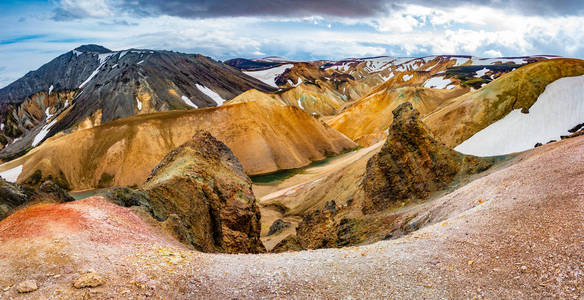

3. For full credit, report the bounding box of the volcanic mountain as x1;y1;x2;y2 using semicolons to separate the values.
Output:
0;99;355;190
0;44;275;159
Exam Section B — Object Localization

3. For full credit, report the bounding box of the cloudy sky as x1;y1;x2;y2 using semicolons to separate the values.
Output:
1;0;583;87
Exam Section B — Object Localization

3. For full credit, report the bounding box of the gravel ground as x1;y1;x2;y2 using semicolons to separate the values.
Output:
0;136;582;299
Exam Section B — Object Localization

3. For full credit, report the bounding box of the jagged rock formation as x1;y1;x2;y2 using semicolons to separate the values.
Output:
142;130;265;253
362;102;495;214
0;45;275;159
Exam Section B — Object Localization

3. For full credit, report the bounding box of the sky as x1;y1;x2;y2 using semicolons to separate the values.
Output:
1;0;584;88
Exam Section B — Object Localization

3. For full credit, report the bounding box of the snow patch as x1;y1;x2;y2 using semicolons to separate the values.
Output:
363;57;395;73
297;99;304;110
195;84;225;106
288;78;303;87
79;53;114;88
244;64;294;87
48;85;54;95
0;165;23;182
137;60;144;65
44;107;53;120
180;96;198;108
455;75;584;156
402;74;413;82
470;57;527;66
111;64;118;69
381;72;394;81
32;118;57;147
98;53;114;65
474;68;489;78
119;51;128;59
136;97;142;111
452;57;470;66
72;50;82;56
423;76;452;89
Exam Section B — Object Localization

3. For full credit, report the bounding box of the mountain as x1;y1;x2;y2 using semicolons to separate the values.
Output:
424;58;584;150
0;45;275;160
327;56;574;146
0;100;355;190
224;58;282;70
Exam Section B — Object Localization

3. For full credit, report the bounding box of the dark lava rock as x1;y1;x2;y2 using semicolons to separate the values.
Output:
267;219;291;236
105;186;151;213
0;178;74;221
0;177;32;220
33;180;75;203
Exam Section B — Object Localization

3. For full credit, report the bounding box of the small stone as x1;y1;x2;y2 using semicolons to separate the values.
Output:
73;272;105;289
16;280;38;293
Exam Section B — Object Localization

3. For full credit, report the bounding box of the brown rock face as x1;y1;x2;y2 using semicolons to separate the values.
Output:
362;102;494;214
143;130;264;253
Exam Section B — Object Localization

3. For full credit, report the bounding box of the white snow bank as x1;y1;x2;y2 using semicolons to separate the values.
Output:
297;99;305;110
48;85;54;95
452;57;470;66
402;74;413;82
44;107;53;120
32;118;57;147
195;84;225;106
288;77;303;87
455;75;584;156
381;72;394;81
474;68;489;78
244;64;294;87
423;76;452;89
363;57;394;73
181;96;198;108
136;97;142;111
470;57;527;66
0;165;23;182
79;53;114;88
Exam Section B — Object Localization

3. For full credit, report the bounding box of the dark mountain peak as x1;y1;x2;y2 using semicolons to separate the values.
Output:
73;44;112;53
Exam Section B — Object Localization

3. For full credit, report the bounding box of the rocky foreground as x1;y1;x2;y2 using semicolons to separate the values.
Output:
0;131;582;298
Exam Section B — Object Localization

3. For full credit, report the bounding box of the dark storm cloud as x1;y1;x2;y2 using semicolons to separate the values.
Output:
52;0;584;21
119;0;584;17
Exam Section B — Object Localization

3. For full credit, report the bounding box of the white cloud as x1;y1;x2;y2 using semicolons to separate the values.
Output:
484;49;503;57
1;2;584;88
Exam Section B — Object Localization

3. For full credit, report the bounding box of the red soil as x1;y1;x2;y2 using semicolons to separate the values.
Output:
0;196;168;245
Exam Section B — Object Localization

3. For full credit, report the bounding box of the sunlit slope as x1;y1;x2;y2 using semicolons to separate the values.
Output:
0;101;356;190
327;72;467;145
424;58;584;147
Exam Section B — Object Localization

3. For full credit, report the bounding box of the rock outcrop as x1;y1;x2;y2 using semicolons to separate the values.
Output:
362;102;495;214
143;130;265;253
0;178;32;220
0;178;73;221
